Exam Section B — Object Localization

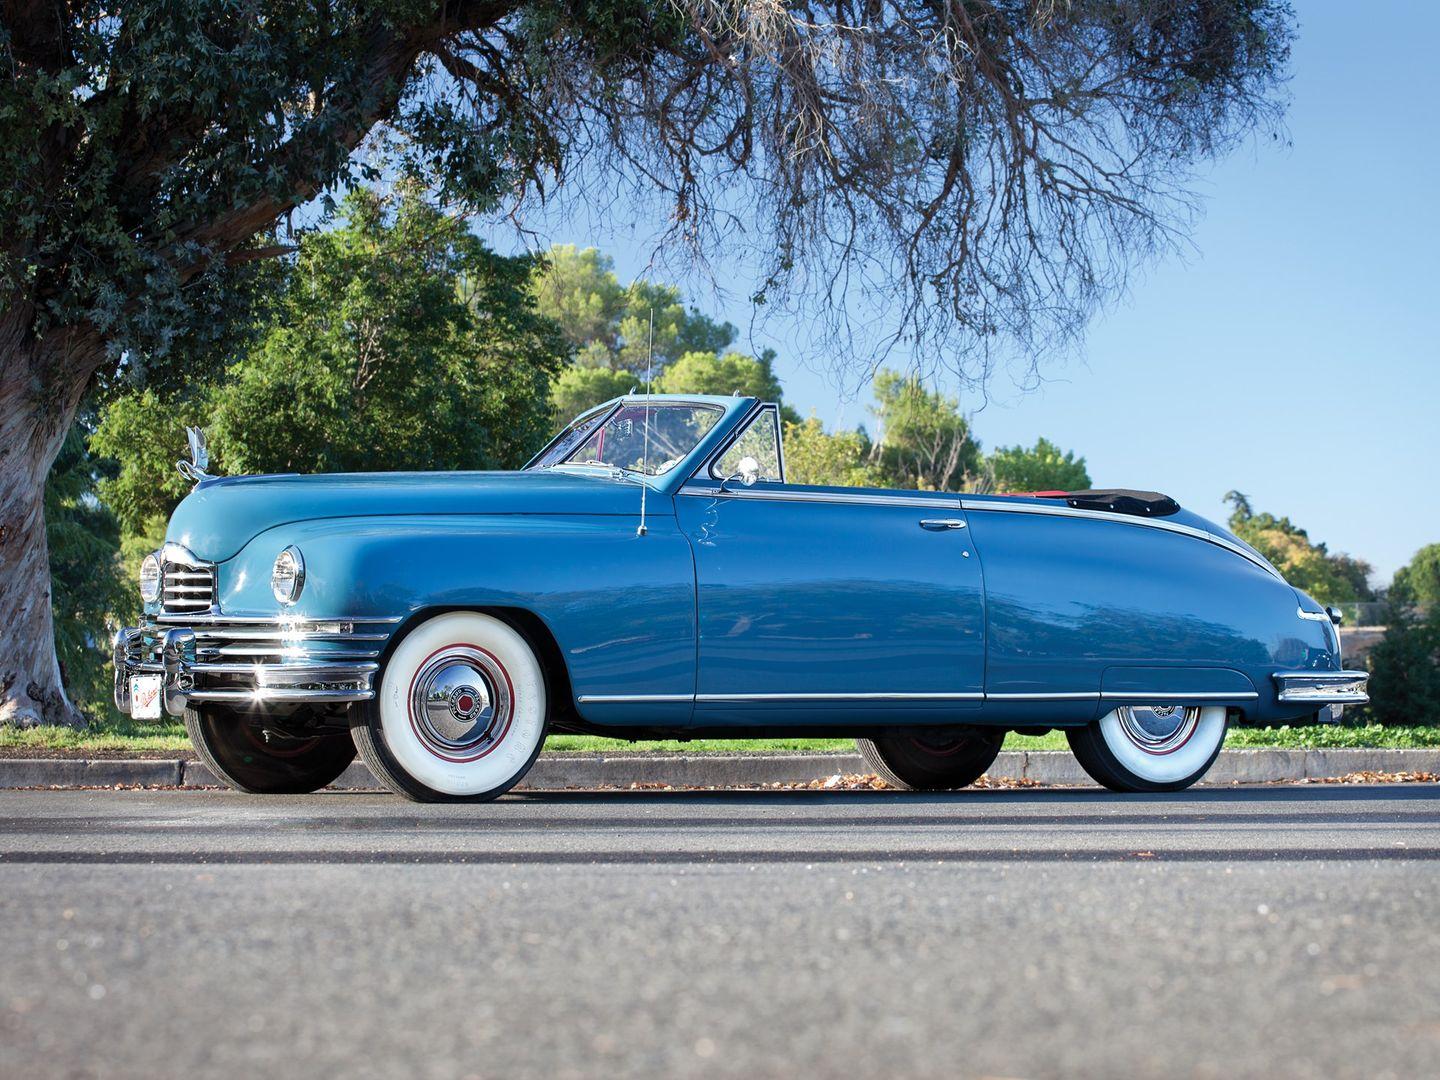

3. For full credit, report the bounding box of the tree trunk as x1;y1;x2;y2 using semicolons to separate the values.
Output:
0;310;96;729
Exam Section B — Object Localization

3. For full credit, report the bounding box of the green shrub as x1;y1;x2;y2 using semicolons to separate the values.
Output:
1364;608;1440;725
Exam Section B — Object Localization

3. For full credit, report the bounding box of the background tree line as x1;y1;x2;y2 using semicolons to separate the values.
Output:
46;188;1437;724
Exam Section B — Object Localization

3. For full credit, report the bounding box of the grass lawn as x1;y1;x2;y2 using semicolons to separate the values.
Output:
3;721;1439;755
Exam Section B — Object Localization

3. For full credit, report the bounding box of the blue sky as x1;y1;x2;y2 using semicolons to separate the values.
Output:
487;1;1439;583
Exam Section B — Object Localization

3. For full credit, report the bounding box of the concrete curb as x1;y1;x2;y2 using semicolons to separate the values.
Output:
1;748;1437;790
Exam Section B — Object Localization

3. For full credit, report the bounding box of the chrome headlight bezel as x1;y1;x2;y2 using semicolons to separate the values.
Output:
271;546;306;606
139;553;162;604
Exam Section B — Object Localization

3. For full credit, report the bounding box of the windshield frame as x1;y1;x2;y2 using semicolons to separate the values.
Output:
526;398;729;478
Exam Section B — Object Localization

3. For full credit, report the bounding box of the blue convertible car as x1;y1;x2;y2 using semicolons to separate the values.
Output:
114;395;1367;799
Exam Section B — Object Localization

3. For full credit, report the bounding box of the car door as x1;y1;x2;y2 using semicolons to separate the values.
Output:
674;405;985;724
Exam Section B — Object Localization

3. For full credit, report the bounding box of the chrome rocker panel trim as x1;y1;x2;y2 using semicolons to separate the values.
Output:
1272;670;1370;705
581;690;1259;705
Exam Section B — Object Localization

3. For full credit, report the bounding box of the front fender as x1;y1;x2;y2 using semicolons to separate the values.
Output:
217;514;697;713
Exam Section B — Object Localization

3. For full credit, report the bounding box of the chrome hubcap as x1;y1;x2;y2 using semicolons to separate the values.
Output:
1116;705;1200;754
410;647;512;757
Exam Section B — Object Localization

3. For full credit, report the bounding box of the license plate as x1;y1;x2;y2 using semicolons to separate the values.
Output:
130;675;162;719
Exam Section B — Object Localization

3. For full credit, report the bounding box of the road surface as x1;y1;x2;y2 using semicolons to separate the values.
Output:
2;785;1438;1078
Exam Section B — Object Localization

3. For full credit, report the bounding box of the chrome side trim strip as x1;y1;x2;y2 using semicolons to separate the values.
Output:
1101;691;1259;701
679;484;960;512
578;694;695;704
153;613;404;625
959;499;1284;580
986;692;1099;701
696;692;985;702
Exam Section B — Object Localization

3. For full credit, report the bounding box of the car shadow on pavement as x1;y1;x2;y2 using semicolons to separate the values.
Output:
499;783;1440;806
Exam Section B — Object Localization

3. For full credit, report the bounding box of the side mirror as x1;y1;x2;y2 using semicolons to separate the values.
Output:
734;456;761;487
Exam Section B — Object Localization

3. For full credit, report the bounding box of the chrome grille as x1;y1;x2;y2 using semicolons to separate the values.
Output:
161;562;215;612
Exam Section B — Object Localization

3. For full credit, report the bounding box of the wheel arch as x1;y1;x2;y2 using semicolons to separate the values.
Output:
378;605;578;728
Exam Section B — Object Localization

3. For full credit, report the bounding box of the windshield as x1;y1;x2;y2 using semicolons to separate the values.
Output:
532;402;723;476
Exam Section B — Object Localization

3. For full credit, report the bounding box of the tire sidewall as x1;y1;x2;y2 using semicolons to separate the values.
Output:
184;706;356;794
1093;705;1227;790
371;612;547;798
860;728;1004;790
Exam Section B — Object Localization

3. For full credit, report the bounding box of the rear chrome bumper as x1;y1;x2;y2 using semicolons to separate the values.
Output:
113;612;401;716
1272;670;1370;705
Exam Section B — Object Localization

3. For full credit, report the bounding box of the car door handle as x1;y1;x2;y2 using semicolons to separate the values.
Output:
918;518;967;530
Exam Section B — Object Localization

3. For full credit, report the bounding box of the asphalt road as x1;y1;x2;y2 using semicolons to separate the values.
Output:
2;785;1438;1079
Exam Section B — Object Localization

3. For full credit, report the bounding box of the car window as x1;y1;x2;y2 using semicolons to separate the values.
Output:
713;406;783;482
561;402;723;476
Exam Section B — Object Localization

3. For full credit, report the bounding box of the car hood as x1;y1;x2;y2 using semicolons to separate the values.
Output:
167;469;651;562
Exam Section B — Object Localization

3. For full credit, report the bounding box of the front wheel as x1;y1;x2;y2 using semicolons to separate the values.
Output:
351;611;549;802
857;727;1005;790
1067;705;1227;792
184;706;357;794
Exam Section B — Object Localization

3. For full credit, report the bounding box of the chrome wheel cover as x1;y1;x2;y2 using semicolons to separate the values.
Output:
408;646;512;762
1114;705;1201;755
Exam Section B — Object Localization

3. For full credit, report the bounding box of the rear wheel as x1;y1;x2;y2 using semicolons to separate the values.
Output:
184;706;356;794
857;727;1005;790
351;611;549;802
1067;705;1227;792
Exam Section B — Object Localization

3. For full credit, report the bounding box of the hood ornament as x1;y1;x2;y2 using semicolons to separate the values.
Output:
177;426;212;484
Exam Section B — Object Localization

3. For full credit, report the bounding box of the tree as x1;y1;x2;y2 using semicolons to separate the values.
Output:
656;350;785;403
784;417;883;488
532;246;734;373
1391;544;1440;608
869;372;981;492
209;190;563;474
45;422;130;721
549;366;638;423
988;438;1091;494
1365;607;1440;726
1;2;1294;723
1223;492;1368;605
94;188;564;544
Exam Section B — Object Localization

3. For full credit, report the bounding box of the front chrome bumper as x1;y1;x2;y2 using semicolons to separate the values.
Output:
113;612;401;716
1272;669;1370;706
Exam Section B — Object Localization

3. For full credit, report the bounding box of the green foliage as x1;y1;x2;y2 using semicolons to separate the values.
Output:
210;190;564;475
1391;544;1440;608
987;438;1091;493
869;371;981;491
45;421;130;717
1365;607;1440;726
1223;492;1369;605
90;390;209;544
549;366;639;421
532;246;735;373
95;188;566;541
656;350;784;402
783;417;884;488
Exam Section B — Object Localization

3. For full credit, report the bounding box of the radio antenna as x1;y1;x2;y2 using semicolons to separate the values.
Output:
636;308;655;537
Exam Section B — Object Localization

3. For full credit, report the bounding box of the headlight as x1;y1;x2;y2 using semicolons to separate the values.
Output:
139;553;161;603
271;546;305;605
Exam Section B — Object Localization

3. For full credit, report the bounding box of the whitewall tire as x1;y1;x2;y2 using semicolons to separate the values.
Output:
351;612;549;802
1067;705;1227;792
